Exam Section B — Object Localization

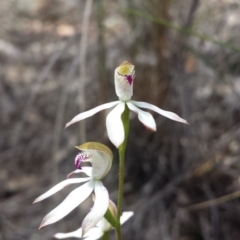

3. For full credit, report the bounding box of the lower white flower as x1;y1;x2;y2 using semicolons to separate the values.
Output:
54;212;134;240
33;142;113;237
65;61;188;148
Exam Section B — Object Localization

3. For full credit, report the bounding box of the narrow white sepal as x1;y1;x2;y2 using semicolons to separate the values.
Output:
33;177;91;203
39;180;94;229
131;101;188;124
81;181;109;237
54;228;82;239
81;228;104;240
127;102;156;131
65;101;119;128
106;102;125;148
120;211;134;225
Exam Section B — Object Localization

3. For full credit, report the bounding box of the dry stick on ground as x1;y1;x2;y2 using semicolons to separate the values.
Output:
78;0;93;143
184;189;240;211
11;39;73;146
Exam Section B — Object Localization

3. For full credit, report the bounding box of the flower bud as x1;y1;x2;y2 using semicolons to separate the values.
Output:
114;61;135;101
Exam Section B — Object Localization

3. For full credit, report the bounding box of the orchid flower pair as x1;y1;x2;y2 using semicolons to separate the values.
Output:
66;61;188;148
34;142;133;239
35;61;187;239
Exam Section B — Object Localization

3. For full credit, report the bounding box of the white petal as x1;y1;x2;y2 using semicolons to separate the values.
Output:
65;101;120;128
127;102;156;131
39;180;94;229
131;101;188;124
106;102;125;148
33;177;91;203
82;181;109;236
67;167;92;178
120;211;134;225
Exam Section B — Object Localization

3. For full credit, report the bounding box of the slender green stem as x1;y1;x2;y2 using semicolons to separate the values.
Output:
115;104;130;240
115;226;122;240
102;232;110;240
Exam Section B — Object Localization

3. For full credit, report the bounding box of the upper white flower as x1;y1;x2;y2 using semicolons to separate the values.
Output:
33;142;113;237
66;61;188;148
54;200;134;240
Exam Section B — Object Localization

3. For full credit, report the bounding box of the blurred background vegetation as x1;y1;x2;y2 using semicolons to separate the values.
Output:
1;0;240;239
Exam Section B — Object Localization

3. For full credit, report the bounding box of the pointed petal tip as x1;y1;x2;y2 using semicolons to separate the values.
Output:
38;217;49;230
81;227;89;238
65;122;70;129
38;223;45;230
143;124;156;132
182;119;189;125
33;197;41;204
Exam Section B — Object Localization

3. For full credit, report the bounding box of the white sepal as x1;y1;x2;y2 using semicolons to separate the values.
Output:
80;228;103;240
66;101;119;128
131;101;188;124
106;102;125;148
54;228;83;239
39;180;94;229
81;181;109;237
127;102;156;131
33;177;91;203
120;211;134;224
54;227;103;240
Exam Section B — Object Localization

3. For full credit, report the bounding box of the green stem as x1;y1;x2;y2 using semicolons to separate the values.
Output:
104;208;119;229
116;104;130;240
102;232;110;240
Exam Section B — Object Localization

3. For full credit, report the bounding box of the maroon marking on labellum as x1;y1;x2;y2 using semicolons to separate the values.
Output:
75;153;82;169
74;151;92;169
126;75;133;85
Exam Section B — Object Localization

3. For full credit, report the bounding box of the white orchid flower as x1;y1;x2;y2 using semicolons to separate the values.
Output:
66;61;188;148
54;200;133;240
33;142;113;237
